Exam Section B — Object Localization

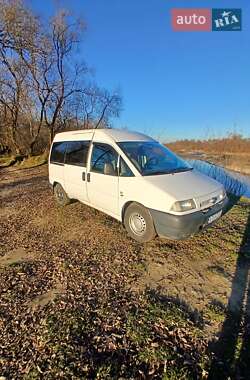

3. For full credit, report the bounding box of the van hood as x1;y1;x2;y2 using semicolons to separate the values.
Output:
143;169;223;201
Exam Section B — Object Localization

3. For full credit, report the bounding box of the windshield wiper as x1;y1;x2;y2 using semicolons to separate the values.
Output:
170;167;193;174
143;170;172;176
143;168;193;176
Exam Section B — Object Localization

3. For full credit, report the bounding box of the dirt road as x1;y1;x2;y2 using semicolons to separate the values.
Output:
0;165;250;379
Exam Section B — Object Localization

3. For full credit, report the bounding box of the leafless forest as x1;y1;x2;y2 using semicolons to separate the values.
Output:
0;0;122;156
168;134;250;155
167;134;250;175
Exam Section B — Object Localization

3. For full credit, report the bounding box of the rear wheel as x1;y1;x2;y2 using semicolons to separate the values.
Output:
124;203;156;243
54;183;71;206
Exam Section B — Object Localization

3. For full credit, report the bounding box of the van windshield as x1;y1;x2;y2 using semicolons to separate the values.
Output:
117;141;193;176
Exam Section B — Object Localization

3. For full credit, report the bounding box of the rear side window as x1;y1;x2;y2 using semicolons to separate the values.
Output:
50;142;67;164
65;141;90;167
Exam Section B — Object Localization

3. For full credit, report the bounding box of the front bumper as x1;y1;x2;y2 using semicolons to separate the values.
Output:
150;196;228;240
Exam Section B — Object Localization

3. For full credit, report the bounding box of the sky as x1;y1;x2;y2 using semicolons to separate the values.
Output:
29;0;250;142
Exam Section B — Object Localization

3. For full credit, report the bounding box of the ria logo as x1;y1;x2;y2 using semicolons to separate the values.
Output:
212;9;241;31
171;8;242;32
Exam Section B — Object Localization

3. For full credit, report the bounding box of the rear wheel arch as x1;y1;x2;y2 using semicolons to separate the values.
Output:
52;181;59;190
53;182;71;206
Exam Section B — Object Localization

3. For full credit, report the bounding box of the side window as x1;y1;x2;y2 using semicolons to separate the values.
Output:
50;142;67;164
65;141;90;167
119;157;134;177
90;143;118;176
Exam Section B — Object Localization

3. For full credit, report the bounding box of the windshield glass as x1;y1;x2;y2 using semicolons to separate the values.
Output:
118;141;192;176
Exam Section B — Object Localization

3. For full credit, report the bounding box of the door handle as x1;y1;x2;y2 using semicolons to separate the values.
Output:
82;172;86;181
87;173;91;182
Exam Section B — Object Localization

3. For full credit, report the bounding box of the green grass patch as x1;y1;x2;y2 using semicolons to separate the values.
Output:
204;301;226;324
18;153;48;169
0;155;17;167
0;153;48;168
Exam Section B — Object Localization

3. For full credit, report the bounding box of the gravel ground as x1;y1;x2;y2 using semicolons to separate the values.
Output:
0;165;250;379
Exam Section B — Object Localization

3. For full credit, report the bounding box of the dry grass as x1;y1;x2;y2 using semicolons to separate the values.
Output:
167;136;250;175
0;166;250;379
0;153;48;169
18;153;48;169
167;135;250;155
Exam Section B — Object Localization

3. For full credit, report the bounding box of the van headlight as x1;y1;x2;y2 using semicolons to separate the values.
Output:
219;189;226;200
171;199;196;212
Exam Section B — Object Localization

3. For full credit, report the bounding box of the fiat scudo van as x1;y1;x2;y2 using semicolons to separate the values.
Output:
49;129;227;242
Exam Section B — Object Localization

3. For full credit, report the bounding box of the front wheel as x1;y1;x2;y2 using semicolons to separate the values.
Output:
124;203;156;243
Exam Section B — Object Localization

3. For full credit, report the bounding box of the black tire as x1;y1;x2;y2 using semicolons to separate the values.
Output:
124;203;156;243
53;183;71;206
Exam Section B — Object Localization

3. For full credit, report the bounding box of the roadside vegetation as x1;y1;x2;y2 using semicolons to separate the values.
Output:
167;134;250;155
0;153;48;169
167;134;250;175
0;0;121;159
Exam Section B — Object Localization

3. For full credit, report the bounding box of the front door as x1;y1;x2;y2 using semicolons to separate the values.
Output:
86;142;119;217
64;140;91;202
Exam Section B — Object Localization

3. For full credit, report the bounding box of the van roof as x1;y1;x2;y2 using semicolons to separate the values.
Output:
53;128;155;143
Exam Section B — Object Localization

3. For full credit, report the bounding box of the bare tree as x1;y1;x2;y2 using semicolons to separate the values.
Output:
93;88;122;129
70;85;122;129
0;0;42;153
0;1;122;155
0;53;27;154
35;10;87;143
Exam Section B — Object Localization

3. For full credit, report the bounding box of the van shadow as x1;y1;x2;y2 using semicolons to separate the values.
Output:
224;194;241;213
208;208;250;380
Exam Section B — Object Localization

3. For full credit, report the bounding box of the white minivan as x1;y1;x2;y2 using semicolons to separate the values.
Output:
49;128;228;242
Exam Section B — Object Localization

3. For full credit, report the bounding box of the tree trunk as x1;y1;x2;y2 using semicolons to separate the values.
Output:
9;126;21;155
29;139;36;156
49;126;54;146
28;121;42;156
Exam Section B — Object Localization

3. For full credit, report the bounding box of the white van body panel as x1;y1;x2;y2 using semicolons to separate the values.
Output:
63;165;87;202
53;130;94;142
118;176;175;216
118;171;223;216
138;170;224;214
49;164;65;189
49;128;227;240
49;131;94;202
87;172;119;216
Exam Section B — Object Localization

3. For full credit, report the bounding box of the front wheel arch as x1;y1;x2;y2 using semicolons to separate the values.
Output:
121;201;150;224
121;201;134;224
123;202;157;242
